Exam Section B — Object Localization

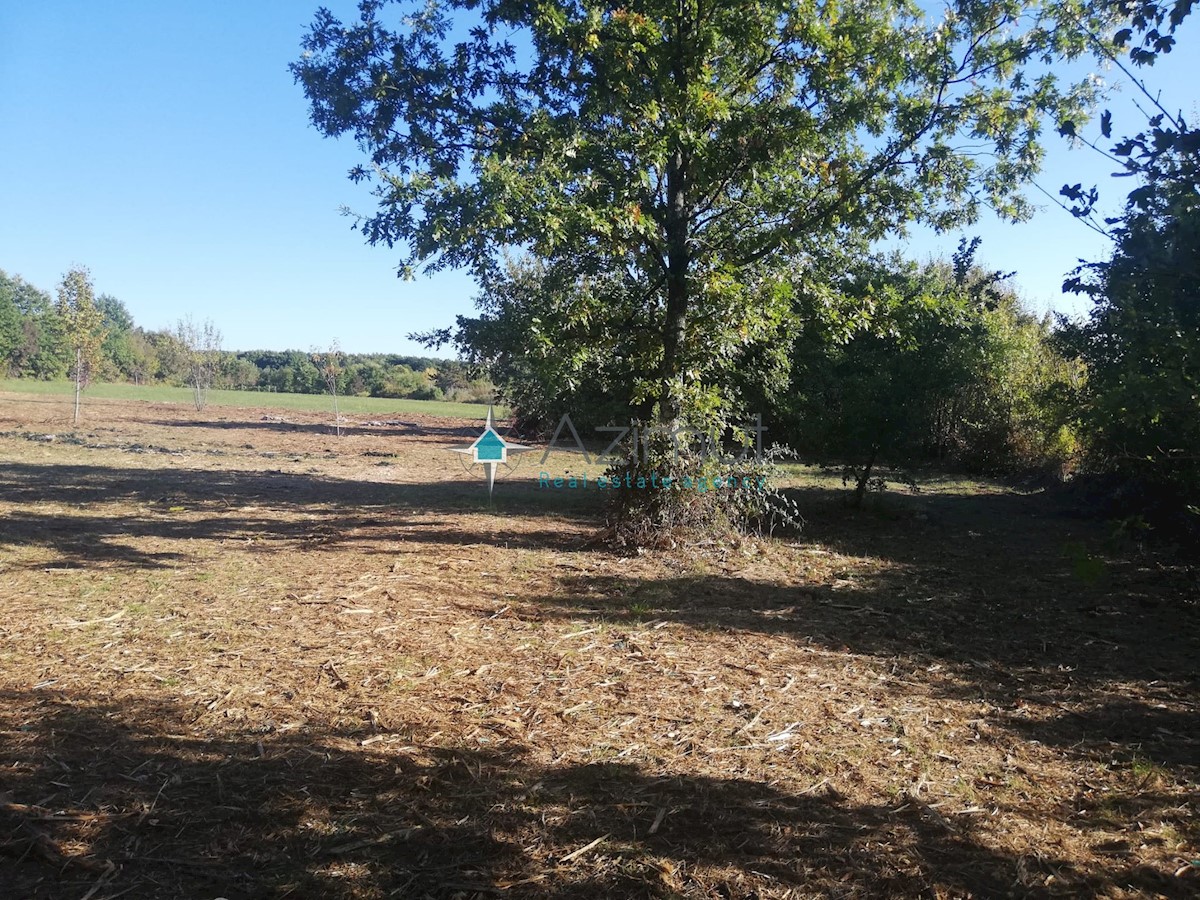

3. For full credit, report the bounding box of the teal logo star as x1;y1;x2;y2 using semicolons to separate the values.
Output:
451;406;532;496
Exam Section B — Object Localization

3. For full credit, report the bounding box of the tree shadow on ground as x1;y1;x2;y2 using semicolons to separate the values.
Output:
2;688;1179;899
530;566;1197;695
0;462;576;511
997;698;1200;779
523;483;1199;788
779;482;1199;680
0;461;603;569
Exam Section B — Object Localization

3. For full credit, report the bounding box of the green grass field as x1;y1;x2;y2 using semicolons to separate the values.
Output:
0;378;497;419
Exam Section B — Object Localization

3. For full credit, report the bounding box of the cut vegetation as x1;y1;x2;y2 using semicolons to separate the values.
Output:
0;393;1196;898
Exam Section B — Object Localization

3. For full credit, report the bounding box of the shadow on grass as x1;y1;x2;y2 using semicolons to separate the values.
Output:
997;698;1200;774
2;688;1173;899
529;567;1198;682
518;483;1199;786
0;461;604;568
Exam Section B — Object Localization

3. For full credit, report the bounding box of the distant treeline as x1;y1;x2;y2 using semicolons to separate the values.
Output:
0;268;494;403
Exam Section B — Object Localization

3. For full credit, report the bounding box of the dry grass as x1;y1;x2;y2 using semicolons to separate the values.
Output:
0;391;1197;899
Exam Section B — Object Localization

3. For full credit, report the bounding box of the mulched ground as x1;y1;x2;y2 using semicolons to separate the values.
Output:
0;392;1196;898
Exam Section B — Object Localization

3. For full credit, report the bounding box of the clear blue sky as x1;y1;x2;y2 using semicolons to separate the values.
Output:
1;2;1195;353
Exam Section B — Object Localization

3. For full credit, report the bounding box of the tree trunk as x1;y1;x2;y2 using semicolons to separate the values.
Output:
852;444;879;509
658;5;691;428
660;150;689;426
73;348;82;427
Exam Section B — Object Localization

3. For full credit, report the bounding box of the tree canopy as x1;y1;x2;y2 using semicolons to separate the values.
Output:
294;0;1118;425
1061;123;1200;500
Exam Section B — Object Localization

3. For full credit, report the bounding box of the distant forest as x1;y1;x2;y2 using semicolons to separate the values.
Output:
0;268;493;403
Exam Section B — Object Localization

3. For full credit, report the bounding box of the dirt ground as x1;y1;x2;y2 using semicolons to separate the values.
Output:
0;392;1197;899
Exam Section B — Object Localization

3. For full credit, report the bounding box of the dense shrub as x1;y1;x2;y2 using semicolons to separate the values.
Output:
1059;152;1200;519
778;247;1080;489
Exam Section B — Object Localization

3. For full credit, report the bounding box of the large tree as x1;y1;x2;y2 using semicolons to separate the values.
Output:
295;0;1116;427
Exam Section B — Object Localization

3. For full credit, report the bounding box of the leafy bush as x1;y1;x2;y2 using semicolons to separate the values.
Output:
780;245;1079;487
417;257;653;434
1060;151;1200;510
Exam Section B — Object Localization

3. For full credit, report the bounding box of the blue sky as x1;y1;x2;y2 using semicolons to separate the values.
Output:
1;2;1195;353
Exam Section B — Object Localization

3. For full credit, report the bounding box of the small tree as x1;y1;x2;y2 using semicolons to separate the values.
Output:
56;266;106;427
312;342;344;436
1062;172;1200;498
176;316;222;411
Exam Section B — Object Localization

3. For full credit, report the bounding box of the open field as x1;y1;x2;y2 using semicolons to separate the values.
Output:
0;392;1197;898
0;379;497;419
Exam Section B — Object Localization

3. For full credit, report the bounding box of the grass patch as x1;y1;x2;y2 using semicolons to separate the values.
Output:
0;377;499;419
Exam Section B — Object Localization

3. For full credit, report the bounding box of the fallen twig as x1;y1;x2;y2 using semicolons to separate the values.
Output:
559;833;609;863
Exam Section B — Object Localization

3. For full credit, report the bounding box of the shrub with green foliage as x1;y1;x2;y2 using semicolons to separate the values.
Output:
417;257;657;434
0;269;70;379
1061;154;1200;504
781;244;1079;496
